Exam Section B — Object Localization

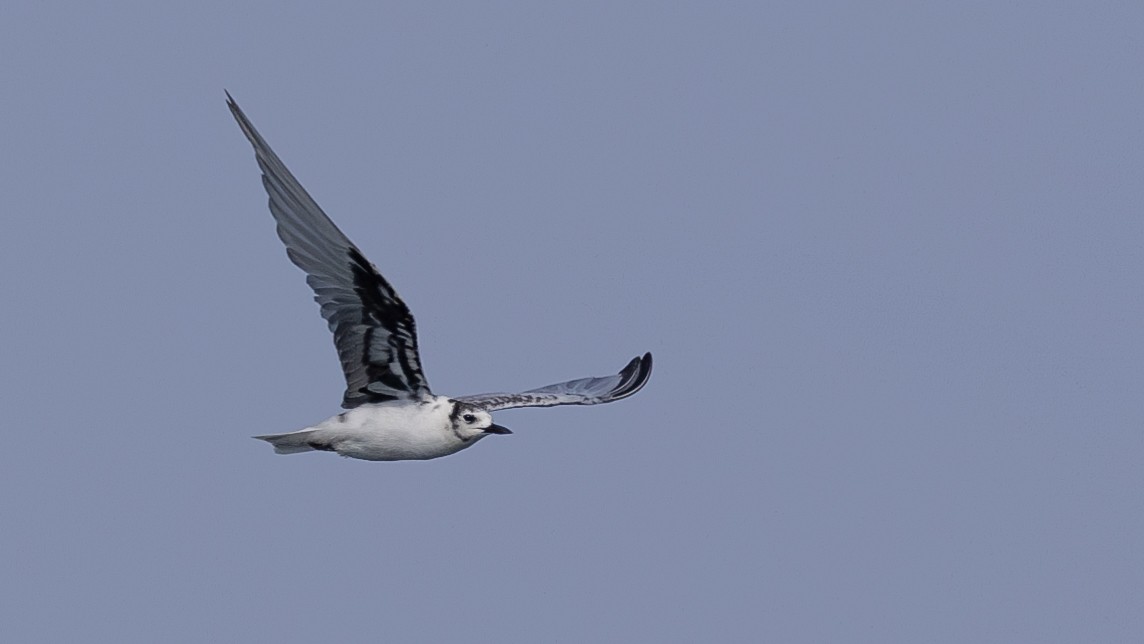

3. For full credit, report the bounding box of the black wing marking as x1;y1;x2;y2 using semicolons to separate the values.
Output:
227;93;431;408
456;353;652;412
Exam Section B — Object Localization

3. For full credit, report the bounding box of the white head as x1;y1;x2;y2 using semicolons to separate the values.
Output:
449;402;512;442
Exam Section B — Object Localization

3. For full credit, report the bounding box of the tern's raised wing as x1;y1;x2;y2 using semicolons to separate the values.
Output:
456;353;652;412
228;93;431;408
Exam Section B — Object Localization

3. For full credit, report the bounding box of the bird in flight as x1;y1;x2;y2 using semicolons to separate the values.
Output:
227;93;652;461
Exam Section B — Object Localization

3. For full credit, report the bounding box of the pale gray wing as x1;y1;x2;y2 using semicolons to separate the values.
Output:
227;93;431;408
457;353;652;412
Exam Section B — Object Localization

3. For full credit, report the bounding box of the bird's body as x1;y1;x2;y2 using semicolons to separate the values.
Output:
228;93;652;462
256;398;491;461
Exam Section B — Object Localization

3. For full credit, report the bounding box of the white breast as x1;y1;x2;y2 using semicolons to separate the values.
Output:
308;398;483;461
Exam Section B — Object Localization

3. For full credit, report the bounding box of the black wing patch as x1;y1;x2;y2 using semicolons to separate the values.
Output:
456;353;652;412
228;93;431;407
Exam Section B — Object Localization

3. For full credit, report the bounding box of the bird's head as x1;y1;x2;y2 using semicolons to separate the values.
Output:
450;402;512;441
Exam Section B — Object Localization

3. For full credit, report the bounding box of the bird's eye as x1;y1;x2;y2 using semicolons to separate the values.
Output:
463;413;477;423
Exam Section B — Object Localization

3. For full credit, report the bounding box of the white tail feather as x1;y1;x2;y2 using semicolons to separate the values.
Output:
254;430;322;455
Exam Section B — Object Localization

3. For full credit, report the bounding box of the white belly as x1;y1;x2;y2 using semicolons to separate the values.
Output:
307;400;483;461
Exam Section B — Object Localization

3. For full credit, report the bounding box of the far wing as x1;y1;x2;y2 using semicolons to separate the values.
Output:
456;353;652;412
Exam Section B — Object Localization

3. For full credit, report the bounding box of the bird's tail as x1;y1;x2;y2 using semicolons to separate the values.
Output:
254;430;322;455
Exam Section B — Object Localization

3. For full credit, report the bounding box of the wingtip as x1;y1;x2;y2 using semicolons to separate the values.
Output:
637;351;653;383
633;352;652;373
613;351;653;400
225;91;243;116
225;91;263;146
225;90;242;116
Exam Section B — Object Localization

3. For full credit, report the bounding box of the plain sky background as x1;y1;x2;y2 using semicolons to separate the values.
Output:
2;2;1142;642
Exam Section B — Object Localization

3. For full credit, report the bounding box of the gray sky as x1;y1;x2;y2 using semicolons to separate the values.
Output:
2;2;1142;642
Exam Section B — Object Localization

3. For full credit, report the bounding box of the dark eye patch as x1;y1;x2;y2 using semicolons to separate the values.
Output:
463;413;477;423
